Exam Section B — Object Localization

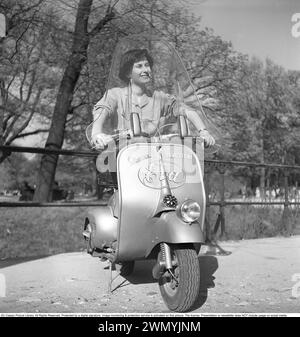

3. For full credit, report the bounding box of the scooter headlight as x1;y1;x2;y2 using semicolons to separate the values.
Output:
179;199;201;223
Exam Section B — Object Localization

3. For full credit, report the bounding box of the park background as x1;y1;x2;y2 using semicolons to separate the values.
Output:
0;0;300;258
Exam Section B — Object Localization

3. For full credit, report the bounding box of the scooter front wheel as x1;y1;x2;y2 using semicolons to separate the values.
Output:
158;244;200;312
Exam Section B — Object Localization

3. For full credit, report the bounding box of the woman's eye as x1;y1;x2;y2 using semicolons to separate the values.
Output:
134;62;150;69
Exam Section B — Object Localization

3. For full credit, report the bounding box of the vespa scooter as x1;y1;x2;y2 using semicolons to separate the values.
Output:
83;35;216;312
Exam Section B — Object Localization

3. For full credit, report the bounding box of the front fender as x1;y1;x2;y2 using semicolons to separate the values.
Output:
145;211;205;257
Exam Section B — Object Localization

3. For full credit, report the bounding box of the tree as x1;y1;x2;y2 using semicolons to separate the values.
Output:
218;56;300;194
0;0;69;163
33;0;116;201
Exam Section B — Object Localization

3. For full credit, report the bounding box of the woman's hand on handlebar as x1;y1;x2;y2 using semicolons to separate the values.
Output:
91;133;114;150
199;129;215;147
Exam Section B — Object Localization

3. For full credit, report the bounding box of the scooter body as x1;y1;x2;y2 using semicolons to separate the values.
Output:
86;139;206;260
119;140;206;259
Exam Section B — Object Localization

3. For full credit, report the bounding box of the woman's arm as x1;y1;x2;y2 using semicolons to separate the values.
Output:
90;89;117;149
91;108;110;137
184;108;215;147
90;108;114;149
184;108;206;131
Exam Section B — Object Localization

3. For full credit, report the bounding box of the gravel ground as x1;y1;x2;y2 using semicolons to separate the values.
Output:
0;235;299;315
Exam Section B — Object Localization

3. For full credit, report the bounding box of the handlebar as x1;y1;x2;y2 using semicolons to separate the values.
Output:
93;133;209;151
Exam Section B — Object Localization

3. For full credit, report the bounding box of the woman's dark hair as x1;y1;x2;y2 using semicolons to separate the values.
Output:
118;49;153;83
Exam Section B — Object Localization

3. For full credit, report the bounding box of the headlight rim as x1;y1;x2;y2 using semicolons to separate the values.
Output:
177;199;201;223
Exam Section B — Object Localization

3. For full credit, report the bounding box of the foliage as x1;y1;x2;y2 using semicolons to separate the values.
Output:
0;152;39;189
0;0;299;194
221;57;300;165
0;0;70;150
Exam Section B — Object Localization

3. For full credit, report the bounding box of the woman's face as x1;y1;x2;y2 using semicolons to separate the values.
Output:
130;58;152;86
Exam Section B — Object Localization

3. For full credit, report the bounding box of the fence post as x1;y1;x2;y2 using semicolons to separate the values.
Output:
219;164;226;237
212;163;226;238
204;162;212;241
266;167;270;201
281;169;291;235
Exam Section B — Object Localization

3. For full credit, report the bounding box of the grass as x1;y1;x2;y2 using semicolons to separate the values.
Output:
0;207;88;259
207;205;300;240
0;205;299;259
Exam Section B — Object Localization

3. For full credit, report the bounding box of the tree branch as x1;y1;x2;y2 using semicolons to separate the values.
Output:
89;5;116;38
6;0;45;32
6;89;42;144
14;128;49;139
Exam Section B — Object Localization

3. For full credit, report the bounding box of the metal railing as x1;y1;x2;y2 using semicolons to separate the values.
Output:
1;145;300;236
203;160;300;238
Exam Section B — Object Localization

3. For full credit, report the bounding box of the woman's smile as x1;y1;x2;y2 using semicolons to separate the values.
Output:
130;59;152;85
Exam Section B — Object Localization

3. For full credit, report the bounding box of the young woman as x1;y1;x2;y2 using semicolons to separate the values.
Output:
91;48;215;149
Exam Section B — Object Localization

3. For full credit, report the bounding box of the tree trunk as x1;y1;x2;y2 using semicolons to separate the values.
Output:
33;0;114;201
0;29;7;162
0;79;4;148
0;15;6;151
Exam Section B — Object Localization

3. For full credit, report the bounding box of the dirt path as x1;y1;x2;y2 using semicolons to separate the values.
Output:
0;236;299;314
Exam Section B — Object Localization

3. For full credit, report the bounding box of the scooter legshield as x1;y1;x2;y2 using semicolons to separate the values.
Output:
87;206;118;250
116;142;206;262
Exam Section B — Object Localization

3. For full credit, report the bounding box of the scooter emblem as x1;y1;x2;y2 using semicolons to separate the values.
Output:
138;160;186;189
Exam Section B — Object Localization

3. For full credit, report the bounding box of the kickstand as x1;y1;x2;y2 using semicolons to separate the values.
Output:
107;262;127;293
108;261;113;293
108;261;119;293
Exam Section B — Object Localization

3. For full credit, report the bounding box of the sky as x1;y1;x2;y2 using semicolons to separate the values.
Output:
187;0;300;71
